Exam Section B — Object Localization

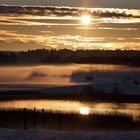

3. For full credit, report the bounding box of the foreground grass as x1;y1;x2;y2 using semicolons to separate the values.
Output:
0;108;139;131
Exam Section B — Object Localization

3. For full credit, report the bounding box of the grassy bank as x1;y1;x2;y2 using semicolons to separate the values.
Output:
0;108;140;131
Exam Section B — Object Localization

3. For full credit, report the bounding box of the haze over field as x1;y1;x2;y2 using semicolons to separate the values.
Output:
0;64;140;95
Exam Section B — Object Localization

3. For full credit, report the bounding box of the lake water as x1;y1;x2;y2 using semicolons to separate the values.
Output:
0;100;139;121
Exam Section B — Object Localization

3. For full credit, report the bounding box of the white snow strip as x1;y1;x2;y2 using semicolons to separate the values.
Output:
0;127;139;140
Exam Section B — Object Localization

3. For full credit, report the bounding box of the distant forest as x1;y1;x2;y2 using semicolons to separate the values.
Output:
0;49;140;65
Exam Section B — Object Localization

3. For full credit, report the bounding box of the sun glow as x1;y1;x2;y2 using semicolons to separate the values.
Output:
79;107;90;115
81;15;91;25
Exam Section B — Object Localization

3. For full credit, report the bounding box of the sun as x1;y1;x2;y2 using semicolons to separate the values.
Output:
81;15;91;25
79;107;90;115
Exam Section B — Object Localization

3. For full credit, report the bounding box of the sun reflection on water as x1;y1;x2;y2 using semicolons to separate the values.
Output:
79;107;90;115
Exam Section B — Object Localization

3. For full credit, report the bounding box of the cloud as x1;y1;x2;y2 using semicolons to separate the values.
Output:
0;39;51;51
0;4;140;19
27;72;47;80
0;30;52;51
0;29;140;51
0;5;140;27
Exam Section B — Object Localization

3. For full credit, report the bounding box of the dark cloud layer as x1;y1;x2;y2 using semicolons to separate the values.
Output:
0;4;140;18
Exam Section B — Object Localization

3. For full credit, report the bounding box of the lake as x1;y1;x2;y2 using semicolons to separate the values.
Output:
0;99;139;122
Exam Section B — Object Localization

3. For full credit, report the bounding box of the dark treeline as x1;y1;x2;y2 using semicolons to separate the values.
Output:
0;49;140;65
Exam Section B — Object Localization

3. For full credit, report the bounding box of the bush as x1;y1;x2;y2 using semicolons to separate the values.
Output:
79;85;107;101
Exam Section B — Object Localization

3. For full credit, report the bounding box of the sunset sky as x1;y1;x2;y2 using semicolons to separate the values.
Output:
0;0;140;8
0;0;140;51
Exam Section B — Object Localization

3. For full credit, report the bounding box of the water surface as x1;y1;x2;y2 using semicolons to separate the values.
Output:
0;100;139;121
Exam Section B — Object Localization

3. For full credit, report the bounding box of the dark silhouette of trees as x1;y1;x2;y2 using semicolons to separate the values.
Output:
0;52;17;64
79;85;106;101
0;49;140;65
80;85;95;100
112;83;123;95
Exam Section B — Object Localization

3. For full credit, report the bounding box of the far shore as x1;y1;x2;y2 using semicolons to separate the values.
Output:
0;82;140;103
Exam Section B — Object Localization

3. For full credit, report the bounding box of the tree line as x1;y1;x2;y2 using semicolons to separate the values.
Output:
0;49;140;65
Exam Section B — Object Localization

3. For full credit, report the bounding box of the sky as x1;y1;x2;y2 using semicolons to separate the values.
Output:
0;0;140;8
0;1;140;51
